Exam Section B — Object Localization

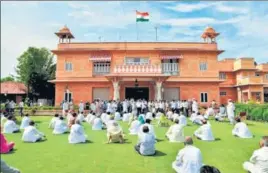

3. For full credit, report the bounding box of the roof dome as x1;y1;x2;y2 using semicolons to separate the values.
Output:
58;25;71;34
204;26;216;34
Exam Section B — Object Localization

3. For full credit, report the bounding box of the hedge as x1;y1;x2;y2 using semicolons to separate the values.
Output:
235;103;268;122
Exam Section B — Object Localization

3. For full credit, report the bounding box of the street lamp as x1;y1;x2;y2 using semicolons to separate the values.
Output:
134;79;139;88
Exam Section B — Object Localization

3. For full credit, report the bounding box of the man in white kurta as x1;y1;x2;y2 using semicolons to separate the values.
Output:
227;99;235;124
193;113;205;125
78;101;84;113
232;117;253;138
20;114;31;130
68;120;87;144
172;136;203;173
129;117;141;135
114;112;121;121
77;112;85;122
122;112;131;122
194;120;215;141
53;117;68;134
204;106;215;119
0;113;7;127
92;116;103;130
243;136;268;173
145;112;153;120
139;119;156;139
192;99;199;114
62;101;69;116
179;113;187;126
3;117;19;134
166;119;184;142
49;114;59;129
22;121;45;142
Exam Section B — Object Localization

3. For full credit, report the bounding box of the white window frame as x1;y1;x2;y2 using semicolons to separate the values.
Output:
199;62;207;71
219;72;226;80
200;92;208;103
265;74;268;79
65;62;73;71
125;57;149;65
64;92;73;102
220;91;227;96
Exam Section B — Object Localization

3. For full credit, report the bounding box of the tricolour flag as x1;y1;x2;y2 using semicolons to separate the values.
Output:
136;10;149;22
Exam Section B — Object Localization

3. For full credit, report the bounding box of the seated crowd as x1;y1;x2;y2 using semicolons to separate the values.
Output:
1;98;267;173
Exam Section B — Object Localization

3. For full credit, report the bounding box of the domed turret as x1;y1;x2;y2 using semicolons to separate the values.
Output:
55;25;74;43
201;26;219;43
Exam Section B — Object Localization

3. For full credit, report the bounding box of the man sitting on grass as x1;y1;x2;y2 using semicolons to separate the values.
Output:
49;114;59;129
135;125;156;156
3;116;19;134
129;116;141;135
166;119;184;143
178;113;187;126
68;119;87;144
22;121;46;143
215;104;226;122
92;115;103;131
232;117;253;139
172;136;203;173
194;120;215;141
243;136;268;173
77;111;85;122
139;119;156;139
107;122;124;144
20;114;31;130
53;116;68;134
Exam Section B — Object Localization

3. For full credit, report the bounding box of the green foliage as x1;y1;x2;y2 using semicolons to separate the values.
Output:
235;103;268;121
0;75;16;82
16;47;55;100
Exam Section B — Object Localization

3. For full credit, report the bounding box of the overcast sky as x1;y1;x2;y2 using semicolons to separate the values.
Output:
1;1;268;77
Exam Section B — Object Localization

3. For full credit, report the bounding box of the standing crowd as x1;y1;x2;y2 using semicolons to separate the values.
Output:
1;98;267;173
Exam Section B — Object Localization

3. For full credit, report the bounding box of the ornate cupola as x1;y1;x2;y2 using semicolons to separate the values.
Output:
55;25;74;43
201;26;219;43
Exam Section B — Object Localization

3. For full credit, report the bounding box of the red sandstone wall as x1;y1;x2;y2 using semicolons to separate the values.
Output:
55;82;113;106
219;87;237;104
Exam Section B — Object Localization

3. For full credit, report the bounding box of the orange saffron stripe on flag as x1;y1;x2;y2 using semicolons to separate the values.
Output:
136;11;149;16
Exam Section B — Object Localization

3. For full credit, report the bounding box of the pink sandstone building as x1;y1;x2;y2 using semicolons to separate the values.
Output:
50;26;268;106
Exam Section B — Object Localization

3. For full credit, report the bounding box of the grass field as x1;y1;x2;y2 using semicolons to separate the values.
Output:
1;116;268;173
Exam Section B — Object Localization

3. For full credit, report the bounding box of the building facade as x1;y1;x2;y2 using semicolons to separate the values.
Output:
50;26;268;106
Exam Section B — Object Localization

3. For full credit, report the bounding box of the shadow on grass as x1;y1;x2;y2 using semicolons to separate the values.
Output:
4;148;18;154
246;123;255;126
153;150;167;157
156;139;165;142
215;138;221;141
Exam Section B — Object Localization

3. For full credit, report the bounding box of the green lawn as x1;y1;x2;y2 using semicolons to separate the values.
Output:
1;116;268;173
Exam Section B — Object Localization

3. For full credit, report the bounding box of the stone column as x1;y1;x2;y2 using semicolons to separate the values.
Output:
113;81;120;101
156;81;162;101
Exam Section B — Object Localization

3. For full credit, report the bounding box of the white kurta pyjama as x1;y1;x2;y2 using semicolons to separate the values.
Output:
232;122;253;138
3;120;19;134
145;112;153;120
179;115;187;126
172;145;203;173
139;123;156;138
77;113;85;122
192;101;199;113
129;120;141;135
92;118;103;130
122;113;131;122
68;124;87;144
243;147;268;173
227;102;235;124
166;124;184;142
22;126;44;142
49;117;59;129
85;113;93;123
194;124;215;141
53;119;68;134
20;117;31;129
114;112;121;121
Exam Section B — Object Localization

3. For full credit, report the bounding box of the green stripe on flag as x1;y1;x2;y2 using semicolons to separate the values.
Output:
136;18;149;22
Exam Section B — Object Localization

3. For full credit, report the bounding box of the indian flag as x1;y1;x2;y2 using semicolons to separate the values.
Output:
136;10;149;22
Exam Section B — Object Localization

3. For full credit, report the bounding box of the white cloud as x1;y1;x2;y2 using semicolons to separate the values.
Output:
167;2;248;14
167;2;216;12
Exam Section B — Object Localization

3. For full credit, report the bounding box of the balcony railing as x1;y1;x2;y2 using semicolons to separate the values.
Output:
237;76;263;85
114;64;162;73
162;63;179;75
93;63;110;75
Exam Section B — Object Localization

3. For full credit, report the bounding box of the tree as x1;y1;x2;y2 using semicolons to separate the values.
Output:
0;75;15;82
16;47;55;101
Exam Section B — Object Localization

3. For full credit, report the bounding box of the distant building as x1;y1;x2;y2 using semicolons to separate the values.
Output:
50;25;268;106
0;81;27;103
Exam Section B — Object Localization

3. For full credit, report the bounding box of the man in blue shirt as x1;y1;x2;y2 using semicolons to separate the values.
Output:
135;125;156;156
